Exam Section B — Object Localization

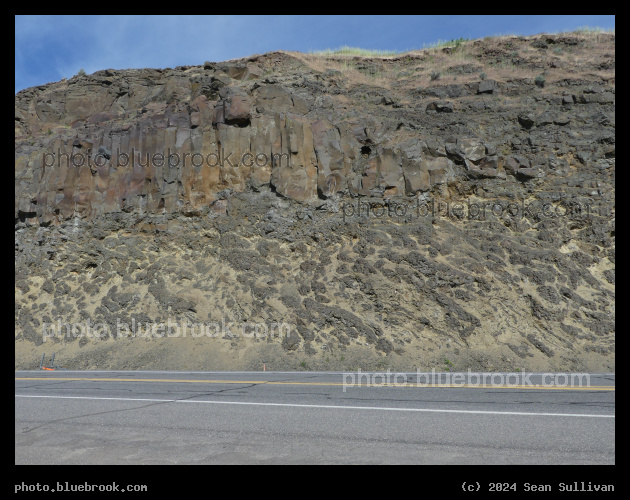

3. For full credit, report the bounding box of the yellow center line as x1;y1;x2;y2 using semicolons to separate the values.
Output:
14;377;615;391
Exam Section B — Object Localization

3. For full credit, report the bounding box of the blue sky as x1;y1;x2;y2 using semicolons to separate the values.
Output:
15;15;614;94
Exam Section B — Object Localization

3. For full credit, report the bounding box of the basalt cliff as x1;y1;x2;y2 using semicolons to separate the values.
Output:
15;32;615;371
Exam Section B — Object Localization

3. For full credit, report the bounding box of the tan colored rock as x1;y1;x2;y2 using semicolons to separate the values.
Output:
377;147;404;192
402;156;430;194
458;138;486;162
271;114;317;202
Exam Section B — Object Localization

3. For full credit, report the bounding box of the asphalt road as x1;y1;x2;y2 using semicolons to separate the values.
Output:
15;371;615;465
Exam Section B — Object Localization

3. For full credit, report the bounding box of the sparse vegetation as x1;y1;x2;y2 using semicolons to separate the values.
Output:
535;74;546;88
570;26;614;34
312;46;401;57
450;37;469;51
307;29;611;64
423;37;469;51
292;29;613;93
479;72;487;80
76;68;86;77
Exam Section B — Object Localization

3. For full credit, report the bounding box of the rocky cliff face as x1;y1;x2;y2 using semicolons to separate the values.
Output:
15;32;615;371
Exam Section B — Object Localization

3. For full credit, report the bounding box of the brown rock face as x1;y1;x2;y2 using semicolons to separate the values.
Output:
15;34;615;372
16;55;483;224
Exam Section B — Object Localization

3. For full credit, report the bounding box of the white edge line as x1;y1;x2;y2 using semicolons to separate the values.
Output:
15;394;614;418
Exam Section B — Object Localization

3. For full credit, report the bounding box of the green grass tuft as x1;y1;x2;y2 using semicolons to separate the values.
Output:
311;46;401;57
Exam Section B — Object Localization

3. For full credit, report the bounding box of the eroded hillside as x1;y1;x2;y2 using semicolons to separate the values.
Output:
15;32;615;371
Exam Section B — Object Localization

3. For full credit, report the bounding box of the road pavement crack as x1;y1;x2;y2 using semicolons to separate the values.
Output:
19;399;175;434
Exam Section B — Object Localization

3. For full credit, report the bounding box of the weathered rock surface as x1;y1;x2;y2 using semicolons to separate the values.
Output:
15;33;615;371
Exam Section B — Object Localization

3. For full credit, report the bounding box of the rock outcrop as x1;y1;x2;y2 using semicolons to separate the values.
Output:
15;32;615;371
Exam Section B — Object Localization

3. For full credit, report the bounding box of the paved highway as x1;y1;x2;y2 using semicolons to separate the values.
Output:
15;371;615;464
